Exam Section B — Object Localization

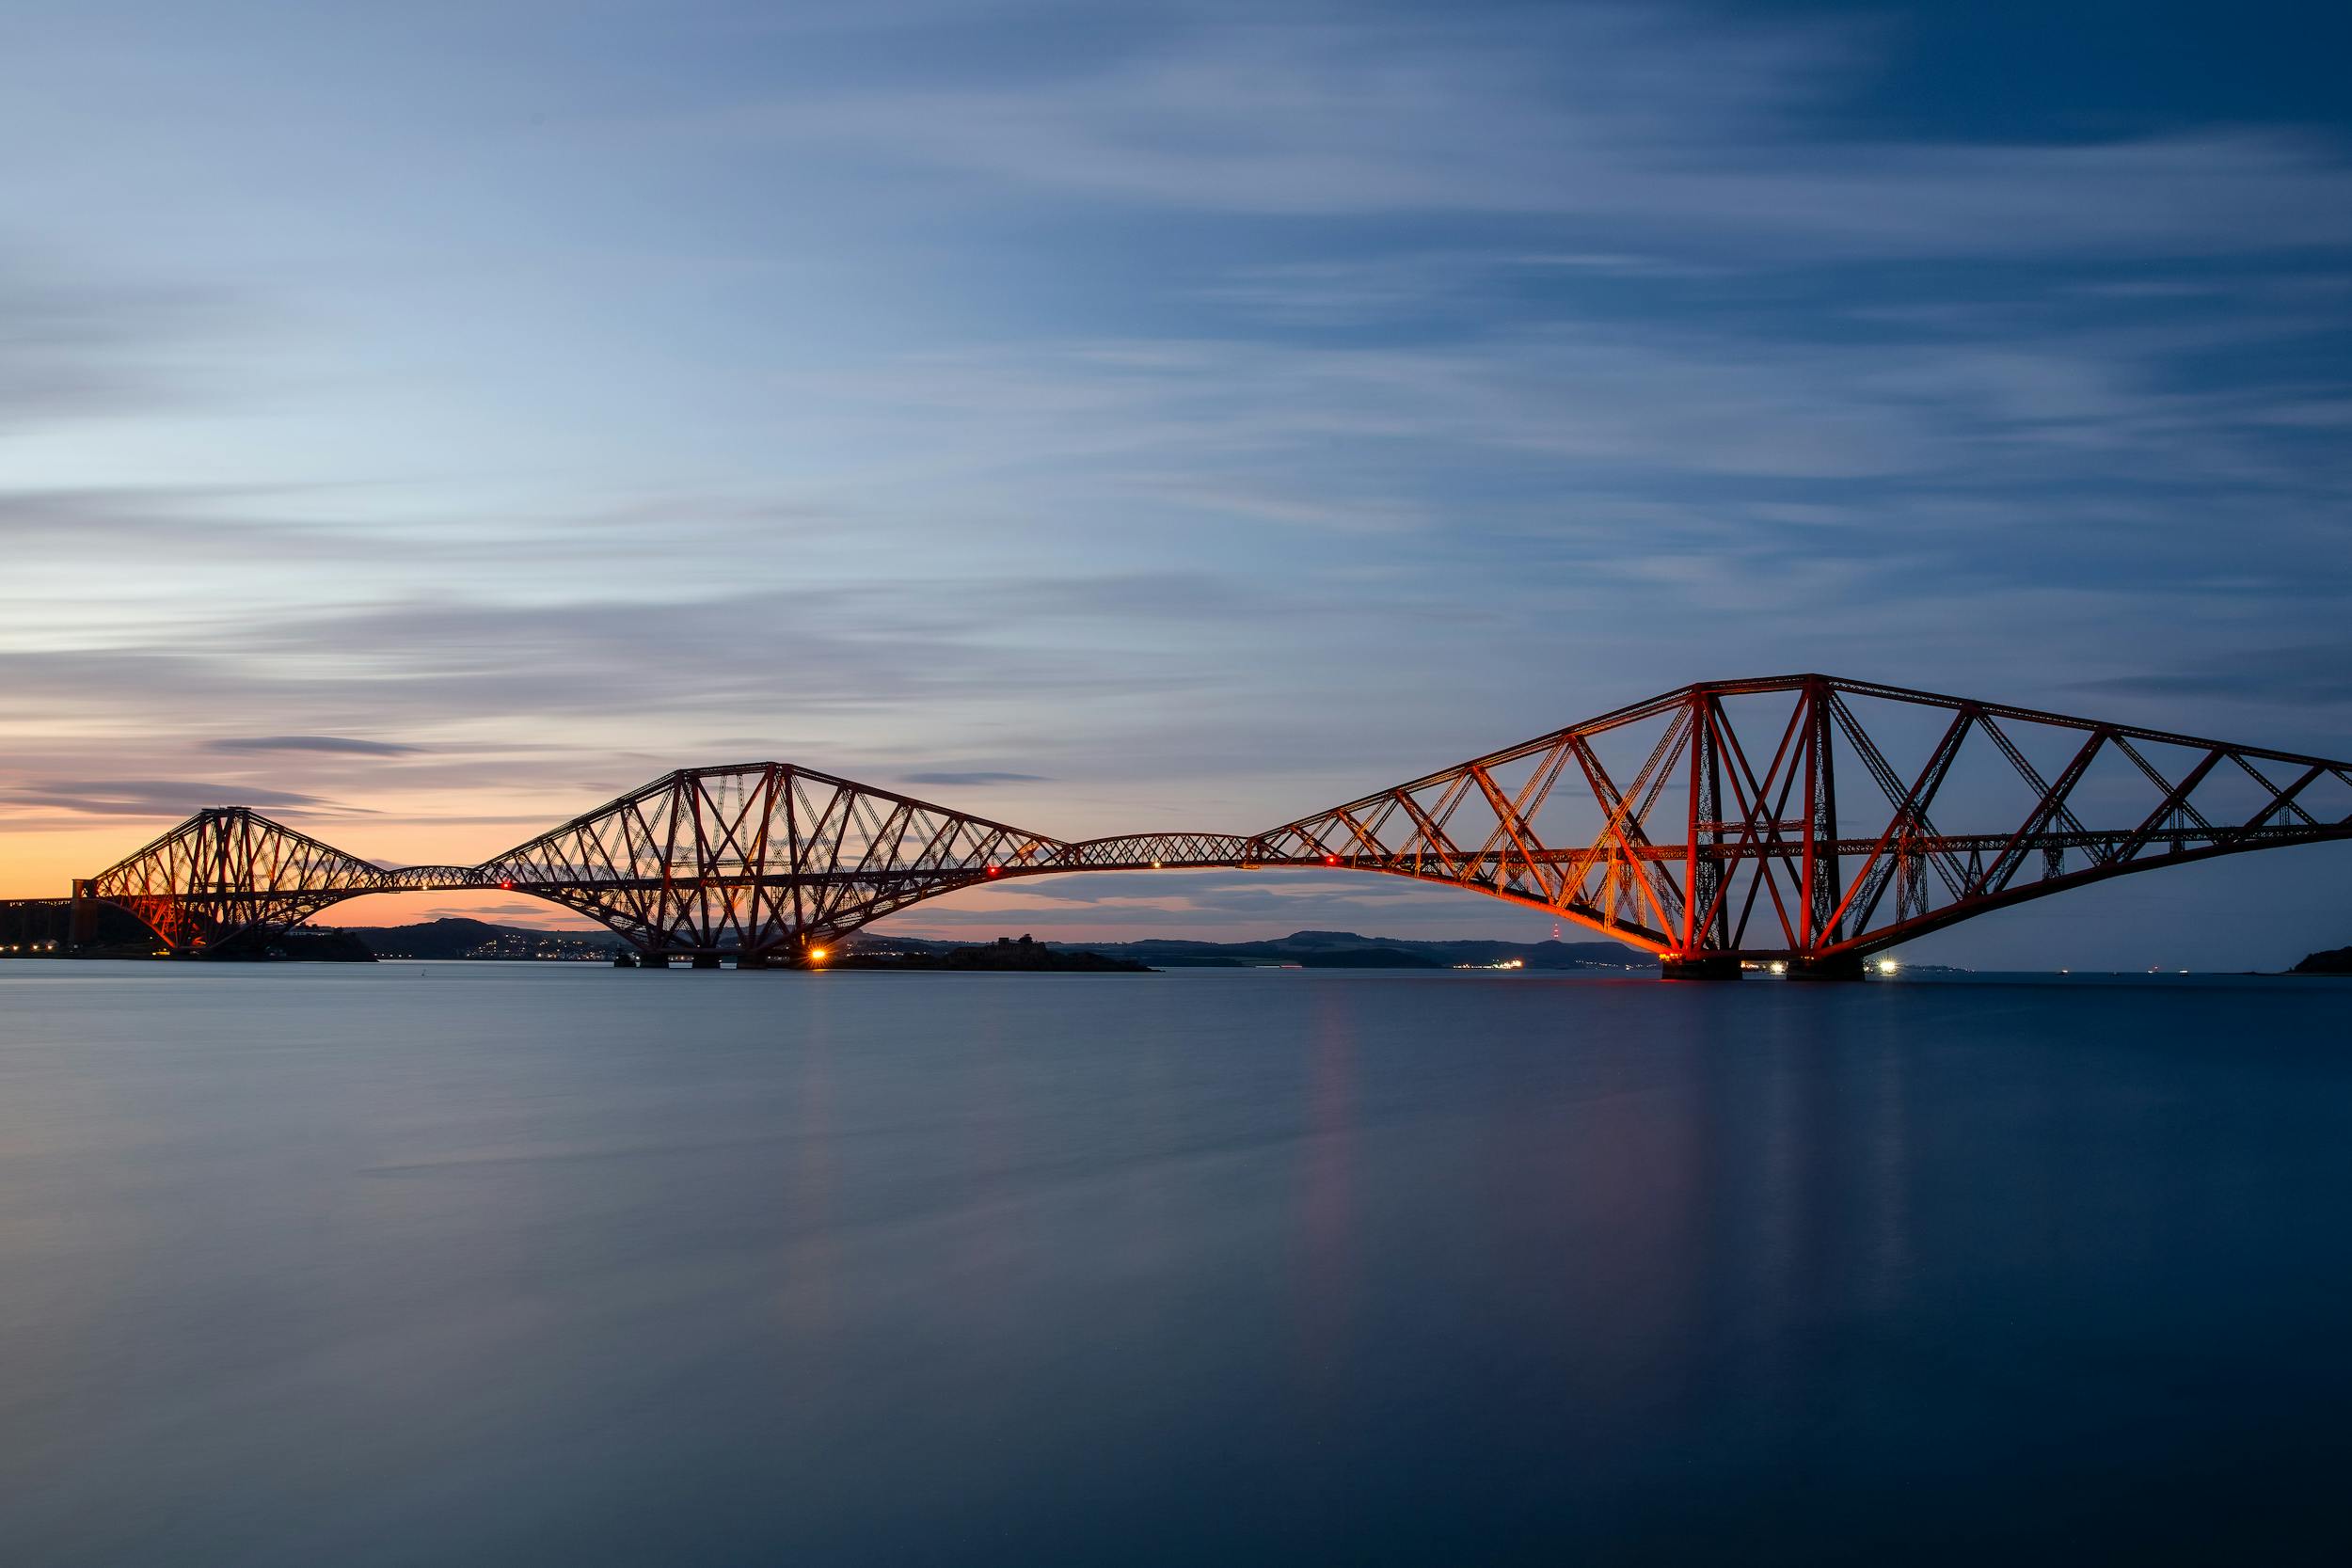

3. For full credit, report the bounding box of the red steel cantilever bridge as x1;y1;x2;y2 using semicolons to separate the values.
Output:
54;675;2352;978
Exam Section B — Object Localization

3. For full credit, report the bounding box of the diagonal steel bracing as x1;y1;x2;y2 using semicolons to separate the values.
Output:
70;676;2352;971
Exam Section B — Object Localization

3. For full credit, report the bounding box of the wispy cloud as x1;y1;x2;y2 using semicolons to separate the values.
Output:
0;779;345;819
0;249;246;427
207;735;420;755
900;770;1051;786
707;5;2352;255
2072;646;2352;709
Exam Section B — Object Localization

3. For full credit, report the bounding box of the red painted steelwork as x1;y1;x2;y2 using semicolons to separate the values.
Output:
68;676;2352;970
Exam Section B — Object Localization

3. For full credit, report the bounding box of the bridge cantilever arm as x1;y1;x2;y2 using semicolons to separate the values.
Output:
59;683;2352;966
382;865;502;893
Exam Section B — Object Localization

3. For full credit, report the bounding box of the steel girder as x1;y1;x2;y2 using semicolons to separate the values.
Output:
70;677;2352;964
1248;674;2352;963
476;764;1065;958
77;807;482;955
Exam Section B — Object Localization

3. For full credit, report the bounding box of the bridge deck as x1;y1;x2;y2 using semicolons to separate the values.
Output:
47;674;2352;972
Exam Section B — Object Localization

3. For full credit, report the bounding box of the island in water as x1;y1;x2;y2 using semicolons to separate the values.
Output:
828;934;1151;972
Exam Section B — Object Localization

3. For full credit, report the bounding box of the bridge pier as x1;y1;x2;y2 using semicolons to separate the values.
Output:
70;880;98;951
638;953;671;970
1786;954;1867;982
1660;955;1741;981
691;954;723;970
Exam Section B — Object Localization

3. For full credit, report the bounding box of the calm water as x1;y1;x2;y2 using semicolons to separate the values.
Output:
3;962;2349;1564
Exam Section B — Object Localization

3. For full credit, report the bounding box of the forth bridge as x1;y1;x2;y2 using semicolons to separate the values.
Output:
9;675;2350;980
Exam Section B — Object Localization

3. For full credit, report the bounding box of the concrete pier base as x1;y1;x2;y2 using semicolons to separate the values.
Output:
637;953;671;970
1660;954;1742;981
691;954;723;970
1786;954;1867;982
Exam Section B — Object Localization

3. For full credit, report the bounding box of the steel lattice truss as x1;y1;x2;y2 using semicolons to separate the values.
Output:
69;676;2352;970
478;764;1065;958
79;808;481;954
1051;833;1257;870
1249;675;2352;973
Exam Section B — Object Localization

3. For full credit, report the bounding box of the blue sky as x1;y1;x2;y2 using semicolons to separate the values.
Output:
3;0;2348;967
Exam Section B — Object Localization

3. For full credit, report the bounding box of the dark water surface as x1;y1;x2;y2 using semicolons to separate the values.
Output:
4;963;2349;1564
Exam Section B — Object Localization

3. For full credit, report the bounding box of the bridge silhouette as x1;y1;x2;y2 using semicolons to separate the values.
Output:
36;675;2352;977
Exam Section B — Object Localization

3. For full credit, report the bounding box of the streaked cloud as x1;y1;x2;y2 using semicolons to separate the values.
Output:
0;250;245;426
900;771;1052;786
711;6;2352;253
0;779;344;819
207;736;421;755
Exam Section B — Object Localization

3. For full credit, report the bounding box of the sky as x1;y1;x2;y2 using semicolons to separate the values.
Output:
3;0;2349;968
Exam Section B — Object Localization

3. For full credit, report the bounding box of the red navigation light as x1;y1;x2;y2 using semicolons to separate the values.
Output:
985;863;1003;878
1323;854;1341;867
499;878;515;891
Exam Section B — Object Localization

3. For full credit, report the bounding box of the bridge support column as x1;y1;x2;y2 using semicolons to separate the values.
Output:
638;953;671;970
1786;954;1866;982
691;954;723;970
734;952;770;970
1660;954;1741;981
70;880;98;951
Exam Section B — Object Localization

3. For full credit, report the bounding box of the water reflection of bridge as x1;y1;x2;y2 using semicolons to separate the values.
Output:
18;675;2352;978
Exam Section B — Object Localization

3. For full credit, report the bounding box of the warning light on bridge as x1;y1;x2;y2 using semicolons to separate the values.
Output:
499;878;514;891
985;863;1003;878
1323;854;1341;866
808;947;829;962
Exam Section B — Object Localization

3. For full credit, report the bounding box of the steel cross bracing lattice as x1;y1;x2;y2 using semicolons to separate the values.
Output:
76;808;480;955
1247;674;2352;976
60;676;2352;974
478;765;1068;959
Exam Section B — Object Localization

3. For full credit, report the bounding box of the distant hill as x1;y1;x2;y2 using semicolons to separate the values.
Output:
836;935;1152;973
15;909;1663;968
332;919;1655;969
850;928;1653;971
2291;946;2352;975
334;917;621;961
